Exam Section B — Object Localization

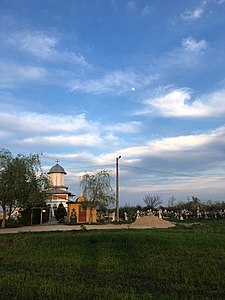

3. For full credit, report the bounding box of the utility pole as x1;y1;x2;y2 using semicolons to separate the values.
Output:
116;156;121;221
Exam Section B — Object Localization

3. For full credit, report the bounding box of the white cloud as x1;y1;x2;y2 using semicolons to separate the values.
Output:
69;69;137;94
105;121;141;133
182;7;204;20
126;1;136;11
121;176;225;201
136;87;225;118
146;129;224;154
0;109;143;152
182;37;207;53
23;134;102;147
7;31;89;66
69;69;154;94
0;61;46;86
39;125;225;203
0;111;142;136
89;126;225;203
103;133;120;143
100;125;225;172
45;152;97;162
63;50;88;66
181;2;207;20
0;112;97;134
8;32;57;59
152;37;208;73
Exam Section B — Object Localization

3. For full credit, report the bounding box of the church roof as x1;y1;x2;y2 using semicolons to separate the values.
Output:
46;188;75;196
47;163;67;175
46;188;69;194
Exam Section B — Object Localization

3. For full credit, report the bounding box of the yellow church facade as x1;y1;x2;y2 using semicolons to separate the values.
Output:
67;195;97;224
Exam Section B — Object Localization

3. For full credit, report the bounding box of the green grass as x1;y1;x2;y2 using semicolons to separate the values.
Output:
1;220;225;299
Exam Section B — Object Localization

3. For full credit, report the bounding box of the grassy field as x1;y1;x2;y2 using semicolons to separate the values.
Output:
1;220;225;299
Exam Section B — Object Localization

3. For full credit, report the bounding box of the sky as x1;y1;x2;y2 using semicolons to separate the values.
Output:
1;0;225;207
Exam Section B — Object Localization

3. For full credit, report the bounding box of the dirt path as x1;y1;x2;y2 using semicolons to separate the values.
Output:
0;216;175;234
0;223;130;234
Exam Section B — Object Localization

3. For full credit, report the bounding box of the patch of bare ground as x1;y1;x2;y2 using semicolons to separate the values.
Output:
130;215;175;228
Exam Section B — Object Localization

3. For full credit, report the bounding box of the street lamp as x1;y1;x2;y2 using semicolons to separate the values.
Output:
116;156;121;222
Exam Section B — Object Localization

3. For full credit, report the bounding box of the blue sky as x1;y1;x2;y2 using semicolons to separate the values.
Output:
1;0;225;206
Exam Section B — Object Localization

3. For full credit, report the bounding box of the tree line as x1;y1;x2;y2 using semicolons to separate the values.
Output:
119;194;225;222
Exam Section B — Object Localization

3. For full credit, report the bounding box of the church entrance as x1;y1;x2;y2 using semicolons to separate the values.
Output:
79;206;87;222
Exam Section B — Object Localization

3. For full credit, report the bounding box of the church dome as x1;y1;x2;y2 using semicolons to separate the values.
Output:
47;163;67;175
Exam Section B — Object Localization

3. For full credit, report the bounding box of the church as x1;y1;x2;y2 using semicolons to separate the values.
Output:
46;161;96;223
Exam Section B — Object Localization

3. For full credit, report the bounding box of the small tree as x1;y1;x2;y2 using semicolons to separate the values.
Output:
143;194;162;209
55;203;67;223
80;170;115;222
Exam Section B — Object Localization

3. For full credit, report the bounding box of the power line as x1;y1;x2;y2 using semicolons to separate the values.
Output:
69;164;114;170
120;164;225;179
63;162;224;180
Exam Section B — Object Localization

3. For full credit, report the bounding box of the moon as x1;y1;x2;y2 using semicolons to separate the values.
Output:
131;87;136;91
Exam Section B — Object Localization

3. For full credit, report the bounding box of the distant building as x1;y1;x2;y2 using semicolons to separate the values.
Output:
46;162;75;215
46;161;97;223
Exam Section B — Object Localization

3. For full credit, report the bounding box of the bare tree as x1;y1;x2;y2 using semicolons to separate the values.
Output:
168;196;176;208
143;194;162;209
